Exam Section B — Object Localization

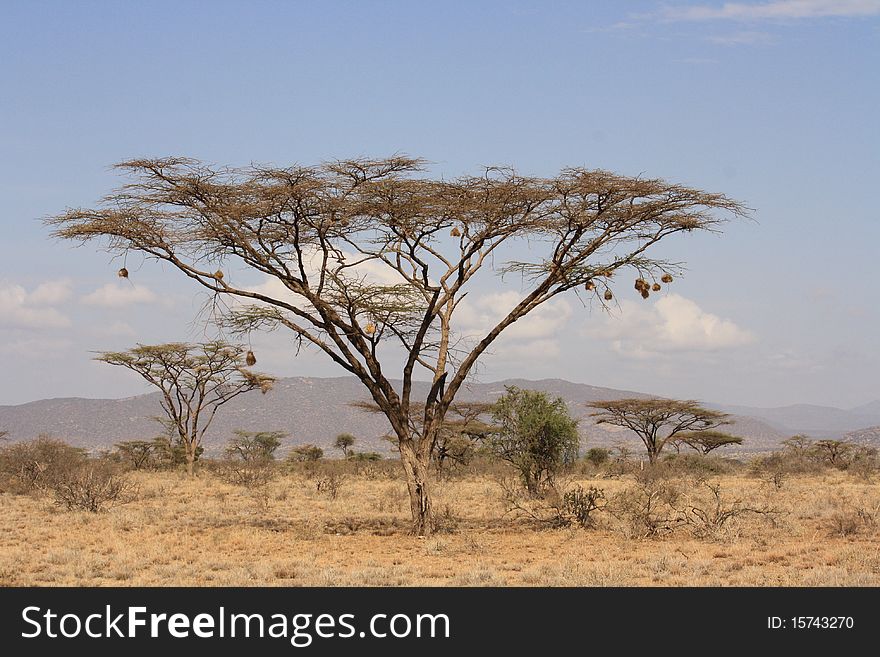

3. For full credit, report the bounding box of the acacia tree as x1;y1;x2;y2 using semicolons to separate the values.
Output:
96;342;275;476
333;433;356;458
589;398;732;464
225;430;287;462
675;430;743;455
49;156;744;534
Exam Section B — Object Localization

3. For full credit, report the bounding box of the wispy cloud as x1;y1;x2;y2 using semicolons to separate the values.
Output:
660;0;880;22
82;283;158;308
707;30;775;44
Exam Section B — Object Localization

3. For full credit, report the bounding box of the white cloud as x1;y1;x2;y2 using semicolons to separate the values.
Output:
82;283;158;307
660;0;880;21
451;291;572;366
587;293;755;358
29;279;73;305
0;280;71;329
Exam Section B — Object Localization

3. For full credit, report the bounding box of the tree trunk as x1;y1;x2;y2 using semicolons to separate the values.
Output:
185;447;195;477
398;439;434;536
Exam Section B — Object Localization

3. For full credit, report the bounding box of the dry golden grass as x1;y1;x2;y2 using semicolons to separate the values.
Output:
1;466;878;586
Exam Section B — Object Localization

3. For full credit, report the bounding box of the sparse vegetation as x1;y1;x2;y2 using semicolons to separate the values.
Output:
50;157;745;535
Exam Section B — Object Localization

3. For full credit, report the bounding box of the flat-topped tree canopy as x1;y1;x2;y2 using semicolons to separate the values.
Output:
589;398;734;463
48;156;746;535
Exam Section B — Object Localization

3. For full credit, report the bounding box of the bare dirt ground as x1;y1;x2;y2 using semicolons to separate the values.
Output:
2;466;878;586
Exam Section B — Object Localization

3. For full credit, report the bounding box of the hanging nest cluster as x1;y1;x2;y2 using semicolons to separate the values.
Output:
365;323;377;335
450;226;461;237
603;289;613;301
584;280;596;292
117;267;129;279
661;273;673;284
214;270;224;280
634;277;653;299
245;350;257;367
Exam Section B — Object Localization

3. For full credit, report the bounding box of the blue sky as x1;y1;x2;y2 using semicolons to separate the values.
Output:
1;1;878;408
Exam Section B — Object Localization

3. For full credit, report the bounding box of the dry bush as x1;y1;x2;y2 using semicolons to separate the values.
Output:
677;480;780;540
315;473;345;500
51;462;137;512
214;460;276;489
497;476;605;529
0;436;87;494
826;497;880;537
608;470;683;538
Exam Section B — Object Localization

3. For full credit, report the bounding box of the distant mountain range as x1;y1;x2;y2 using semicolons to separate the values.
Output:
1;376;878;456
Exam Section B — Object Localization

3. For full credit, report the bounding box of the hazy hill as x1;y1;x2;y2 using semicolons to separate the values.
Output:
714;402;880;436
0;376;800;455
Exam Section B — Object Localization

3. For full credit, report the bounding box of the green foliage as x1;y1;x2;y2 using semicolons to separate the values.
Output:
584;447;611;466
334;433;356;457
486;386;580;495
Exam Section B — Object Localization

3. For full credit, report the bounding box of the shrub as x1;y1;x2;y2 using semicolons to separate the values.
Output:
0;436;87;493
563;485;606;528
608;470;682;538
584;447;611;466
288;444;324;462
315;473;344;500
215;459;276;488
51;462;137;512
485;386;579;496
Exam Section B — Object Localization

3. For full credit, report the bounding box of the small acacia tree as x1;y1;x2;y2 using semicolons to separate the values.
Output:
113;440;156;470
49;156;744;534
225;430;286;462
486;386;580;495
589;398;732;464
288;444;324;462
676;430;743;455
333;433;356;458
96;342;275;476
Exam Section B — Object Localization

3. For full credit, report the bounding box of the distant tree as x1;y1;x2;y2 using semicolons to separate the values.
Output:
333;433;356;458
113;440;156;470
486;386;579;495
0;430;8;442
50;156;744;535
289;444;324;462
225;430;286;462
812;439;853;466
677;430;743;455
96;342;275;476
781;435;812;455
588;398;731;464
584;447;611;466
